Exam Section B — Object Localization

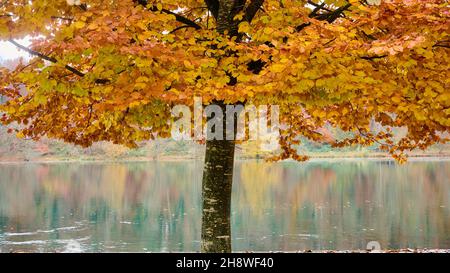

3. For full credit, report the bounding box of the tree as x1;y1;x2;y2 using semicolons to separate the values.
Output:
1;0;449;252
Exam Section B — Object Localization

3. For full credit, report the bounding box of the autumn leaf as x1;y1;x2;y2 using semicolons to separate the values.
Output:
0;0;448;162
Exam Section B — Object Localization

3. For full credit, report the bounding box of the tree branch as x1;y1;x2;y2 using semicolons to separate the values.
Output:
307;0;332;12
434;44;450;49
232;0;247;19
295;22;311;32
8;39;109;84
158;8;202;30
244;0;265;22
296;1;352;32
308;2;326;18
134;0;202;30
169;25;192;34
204;0;219;19
51;16;74;22
361;54;387;61
433;40;450;49
325;3;351;23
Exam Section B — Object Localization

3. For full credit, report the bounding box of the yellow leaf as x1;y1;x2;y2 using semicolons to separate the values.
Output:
73;21;85;29
87;23;98;30
134;82;147;90
355;71;366;77
238;22;250;33
233;13;244;21
264;28;274;35
414;111;427;121
136;76;149;83
313;109;326;118
437;93;450;103
183;60;194;69
271;64;285;73
392;96;401;103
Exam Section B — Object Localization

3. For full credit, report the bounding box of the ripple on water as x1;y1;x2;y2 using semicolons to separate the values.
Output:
4;224;85;237
0;222;91;253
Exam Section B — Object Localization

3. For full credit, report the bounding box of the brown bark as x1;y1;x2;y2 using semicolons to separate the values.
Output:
201;137;236;253
201;0;264;253
201;101;238;253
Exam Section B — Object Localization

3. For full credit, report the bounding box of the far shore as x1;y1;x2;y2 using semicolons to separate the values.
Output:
1;153;450;164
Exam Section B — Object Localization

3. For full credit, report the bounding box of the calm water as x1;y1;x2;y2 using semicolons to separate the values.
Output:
0;160;449;252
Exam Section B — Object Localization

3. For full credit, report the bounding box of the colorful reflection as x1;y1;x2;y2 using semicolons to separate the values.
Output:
0;160;449;252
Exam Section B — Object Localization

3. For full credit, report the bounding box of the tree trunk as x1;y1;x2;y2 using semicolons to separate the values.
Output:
201;138;235;253
201;0;250;253
201;102;237;253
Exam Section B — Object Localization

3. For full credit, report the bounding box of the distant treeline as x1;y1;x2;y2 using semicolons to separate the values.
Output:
1;125;449;162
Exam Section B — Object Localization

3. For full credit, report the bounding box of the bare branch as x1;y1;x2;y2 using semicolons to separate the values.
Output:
361;54;387;61
8;39;109;84
134;0;202;30
169;25;192;34
434;44;450;49
307;0;332;12
158;7;202;30
244;0;264;22
433;40;450;49
296;1;352;32
204;0;219;19
308;2;326;18
51;16;74;22
325;3;351;23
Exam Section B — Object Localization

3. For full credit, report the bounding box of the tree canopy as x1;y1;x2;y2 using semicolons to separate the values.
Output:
1;0;449;162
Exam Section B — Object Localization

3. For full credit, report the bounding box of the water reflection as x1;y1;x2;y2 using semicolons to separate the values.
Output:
0;160;449;252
